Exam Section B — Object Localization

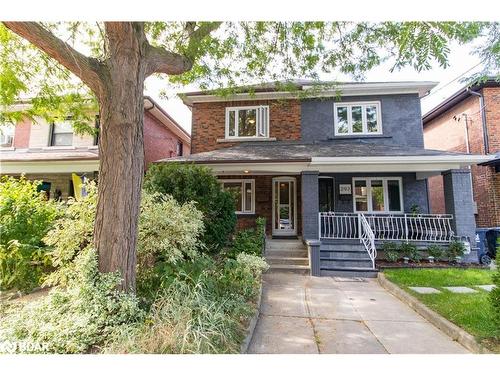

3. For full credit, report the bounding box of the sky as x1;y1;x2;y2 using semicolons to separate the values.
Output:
144;41;484;134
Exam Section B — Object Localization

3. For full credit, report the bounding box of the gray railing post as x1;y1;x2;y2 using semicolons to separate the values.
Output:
306;239;321;277
404;214;409;243
357;213;362;242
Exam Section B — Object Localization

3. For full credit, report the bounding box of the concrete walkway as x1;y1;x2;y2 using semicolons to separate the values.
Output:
248;272;470;354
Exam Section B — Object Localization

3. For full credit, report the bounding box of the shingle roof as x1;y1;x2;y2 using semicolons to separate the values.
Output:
0;148;99;162
158;140;469;164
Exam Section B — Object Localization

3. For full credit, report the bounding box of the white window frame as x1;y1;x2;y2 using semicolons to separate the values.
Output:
352;177;403;213
225;105;269;139
334;101;382;136
50;120;74;147
220;179;255;214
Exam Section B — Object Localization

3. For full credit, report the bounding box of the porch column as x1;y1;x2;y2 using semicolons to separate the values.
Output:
442;169;478;263
301;170;319;241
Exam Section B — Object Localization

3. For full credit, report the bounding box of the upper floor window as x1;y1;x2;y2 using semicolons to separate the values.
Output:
50;121;73;146
334;102;382;136
0;123;15;148
225;106;269;139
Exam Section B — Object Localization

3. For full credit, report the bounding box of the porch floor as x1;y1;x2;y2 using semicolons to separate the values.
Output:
247;272;470;354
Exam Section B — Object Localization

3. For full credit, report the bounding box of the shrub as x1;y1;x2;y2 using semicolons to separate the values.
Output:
0;249;144;354
382;242;400;262
0;176;61;291
227;217;266;258
399;242;421;262
144;163;237;252
490;268;500;330
446;240;466;261
426;244;444;260
104;253;268;354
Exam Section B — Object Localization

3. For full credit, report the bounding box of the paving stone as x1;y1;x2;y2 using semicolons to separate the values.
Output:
476;284;495;292
409;287;441;294
442;286;478;293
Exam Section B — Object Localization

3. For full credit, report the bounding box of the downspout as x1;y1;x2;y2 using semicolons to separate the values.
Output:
467;88;489;154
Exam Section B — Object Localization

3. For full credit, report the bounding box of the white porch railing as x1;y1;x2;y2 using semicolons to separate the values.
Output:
319;212;454;243
359;214;376;268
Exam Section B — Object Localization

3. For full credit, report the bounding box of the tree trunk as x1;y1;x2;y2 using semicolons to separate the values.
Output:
93;24;147;291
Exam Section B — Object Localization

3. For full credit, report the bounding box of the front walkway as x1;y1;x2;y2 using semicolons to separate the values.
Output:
248;272;470;354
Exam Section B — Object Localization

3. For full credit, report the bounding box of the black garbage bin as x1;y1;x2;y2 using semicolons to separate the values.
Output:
475;228;500;265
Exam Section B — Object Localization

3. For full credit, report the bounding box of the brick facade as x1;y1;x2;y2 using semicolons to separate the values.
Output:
424;86;500;228
190;99;301;154
13;117;31;148
219;175;302;236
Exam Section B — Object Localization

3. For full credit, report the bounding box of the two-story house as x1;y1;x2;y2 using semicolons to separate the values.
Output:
423;79;500;230
158;80;492;276
1;96;190;200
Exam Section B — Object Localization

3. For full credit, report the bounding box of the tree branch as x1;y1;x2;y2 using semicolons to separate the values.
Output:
3;22;107;97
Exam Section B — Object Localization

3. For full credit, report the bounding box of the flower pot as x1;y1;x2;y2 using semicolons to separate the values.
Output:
428;256;435;263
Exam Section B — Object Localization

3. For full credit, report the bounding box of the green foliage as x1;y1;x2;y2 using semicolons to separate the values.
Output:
446;240;466;261
43;182;97;287
227;217;266;258
382;242;400;262
105;253;268;354
144;163;237;253
0;248;144;354
399;242;421;263
427;244;444;260
0;176;60;291
490;268;500;330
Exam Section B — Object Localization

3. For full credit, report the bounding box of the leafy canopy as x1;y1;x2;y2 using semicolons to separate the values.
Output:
1;21;498;130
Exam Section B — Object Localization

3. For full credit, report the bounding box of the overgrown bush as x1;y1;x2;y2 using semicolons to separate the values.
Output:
446;240;466;261
427;244;444;260
226;217;266;258
0;176;61;291
144;163;237;252
490;268;500;330
399;242;421;262
0;249;144;353
104;253;268;354
382;242;399;262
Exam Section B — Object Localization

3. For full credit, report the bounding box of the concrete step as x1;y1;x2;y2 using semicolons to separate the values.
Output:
265;249;308;258
320;267;379;278
265;239;305;250
320;258;374;268
266;256;309;266
268;264;310;275
320;250;370;259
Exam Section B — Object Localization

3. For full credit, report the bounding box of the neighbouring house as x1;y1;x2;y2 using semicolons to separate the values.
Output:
423;79;500;229
0;96;190;199
157;80;493;276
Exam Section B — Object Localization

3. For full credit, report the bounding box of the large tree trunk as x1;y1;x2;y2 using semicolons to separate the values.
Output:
93;23;147;291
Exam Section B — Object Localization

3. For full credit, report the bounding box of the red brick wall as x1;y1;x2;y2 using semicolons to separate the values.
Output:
220;174;302;236
424;86;500;227
190;99;301;154
143;111;190;168
13;117;31;148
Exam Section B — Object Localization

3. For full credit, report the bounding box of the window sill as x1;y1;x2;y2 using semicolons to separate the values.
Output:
42;146;76;150
329;135;391;140
0;147;15;151
87;146;98;150
235;212;256;216
217;137;276;143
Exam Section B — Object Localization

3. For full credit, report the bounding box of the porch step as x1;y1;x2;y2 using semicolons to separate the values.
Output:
320;258;374;268
321;243;366;251
266;239;304;251
265;249;308;258
320;267;379;278
268;264;310;275
320;250;370;259
266;256;310;266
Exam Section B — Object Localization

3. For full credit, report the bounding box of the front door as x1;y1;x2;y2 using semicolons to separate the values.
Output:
272;177;297;236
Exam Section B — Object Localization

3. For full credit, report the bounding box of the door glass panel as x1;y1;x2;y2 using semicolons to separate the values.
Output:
388;179;401;211
351;106;363;133
371;180;385;211
354;180;368;211
273;179;295;233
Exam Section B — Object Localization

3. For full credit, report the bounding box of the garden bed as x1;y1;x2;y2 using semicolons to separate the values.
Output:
377;260;488;270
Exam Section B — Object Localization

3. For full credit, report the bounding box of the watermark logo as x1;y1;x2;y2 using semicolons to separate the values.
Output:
0;340;50;353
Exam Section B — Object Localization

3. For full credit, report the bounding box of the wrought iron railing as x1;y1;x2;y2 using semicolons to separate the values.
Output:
359;213;376;269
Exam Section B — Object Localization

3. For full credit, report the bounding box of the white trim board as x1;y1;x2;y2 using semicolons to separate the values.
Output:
0;160;99;174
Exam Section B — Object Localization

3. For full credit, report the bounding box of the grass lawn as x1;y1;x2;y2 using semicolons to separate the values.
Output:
384;268;500;353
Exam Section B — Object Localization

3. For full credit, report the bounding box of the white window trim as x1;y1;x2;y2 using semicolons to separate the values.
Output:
220;179;255;214
352;177;403;213
50;121;74;147
334;101;382;136
225;105;270;140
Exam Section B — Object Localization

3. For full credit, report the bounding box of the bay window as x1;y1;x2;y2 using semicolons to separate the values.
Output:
353;177;403;213
221;179;255;214
225;106;269;139
334;102;382;136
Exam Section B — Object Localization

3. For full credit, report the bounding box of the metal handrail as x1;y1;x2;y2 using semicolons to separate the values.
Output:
359;213;376;269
